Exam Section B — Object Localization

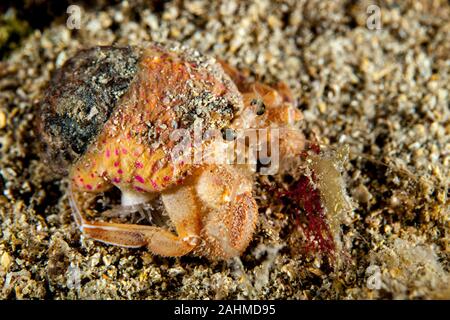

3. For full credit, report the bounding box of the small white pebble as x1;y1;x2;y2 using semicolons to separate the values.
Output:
55;52;67;68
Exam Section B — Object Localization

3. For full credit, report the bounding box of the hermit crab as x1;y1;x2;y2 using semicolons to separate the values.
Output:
39;42;347;260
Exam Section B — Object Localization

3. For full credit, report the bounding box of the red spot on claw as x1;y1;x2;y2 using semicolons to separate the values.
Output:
122;148;128;154
115;149;119;156
86;184;93;190
135;175;145;183
106;149;110;158
114;161;119;167
112;177;121;183
118;169;123;174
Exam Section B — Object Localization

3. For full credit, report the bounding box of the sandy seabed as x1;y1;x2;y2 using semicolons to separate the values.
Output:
0;0;448;299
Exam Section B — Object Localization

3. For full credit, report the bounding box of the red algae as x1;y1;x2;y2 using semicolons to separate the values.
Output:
283;174;335;255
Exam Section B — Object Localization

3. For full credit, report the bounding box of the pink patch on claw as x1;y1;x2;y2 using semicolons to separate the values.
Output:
134;186;144;192
150;180;158;189
115;149;119;156
112;177;121;183
135;175;145;183
106;149;111;158
163;176;171;181
118;169;123;174
86;184;93;190
114;161;119;167
122;148;128;154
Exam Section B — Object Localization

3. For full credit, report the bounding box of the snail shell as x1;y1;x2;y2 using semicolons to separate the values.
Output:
39;42;244;177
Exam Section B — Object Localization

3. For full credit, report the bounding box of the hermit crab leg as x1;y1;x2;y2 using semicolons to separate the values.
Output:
68;182;199;255
160;184;203;247
78;220;198;255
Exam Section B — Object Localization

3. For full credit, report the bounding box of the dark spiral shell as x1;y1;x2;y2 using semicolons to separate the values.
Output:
39;46;141;171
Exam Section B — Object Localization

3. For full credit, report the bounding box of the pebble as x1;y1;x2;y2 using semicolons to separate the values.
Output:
1;252;12;271
353;184;373;204
0;111;6;129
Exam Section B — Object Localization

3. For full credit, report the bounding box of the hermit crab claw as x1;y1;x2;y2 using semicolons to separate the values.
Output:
202;191;258;259
192;165;258;259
